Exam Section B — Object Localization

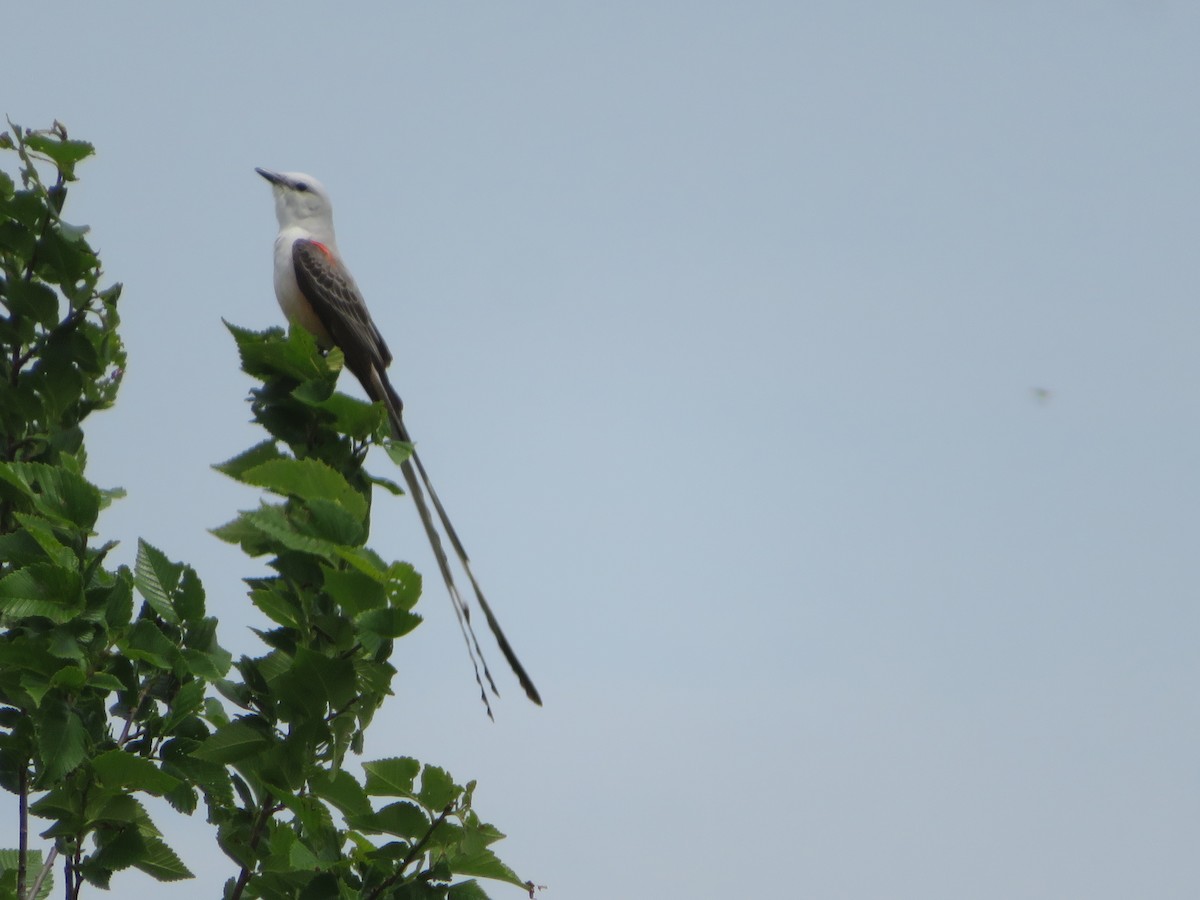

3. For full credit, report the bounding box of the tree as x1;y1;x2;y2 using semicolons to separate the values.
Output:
0;122;533;900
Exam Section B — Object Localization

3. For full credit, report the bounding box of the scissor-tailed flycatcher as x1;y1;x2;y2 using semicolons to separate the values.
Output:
256;168;540;712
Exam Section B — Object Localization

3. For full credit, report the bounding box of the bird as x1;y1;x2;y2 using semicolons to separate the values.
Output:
256;168;541;713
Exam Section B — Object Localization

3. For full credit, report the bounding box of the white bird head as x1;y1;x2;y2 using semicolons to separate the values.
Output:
256;168;336;240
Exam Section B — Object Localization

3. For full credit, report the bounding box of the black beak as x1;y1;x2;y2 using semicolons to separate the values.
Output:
256;167;285;186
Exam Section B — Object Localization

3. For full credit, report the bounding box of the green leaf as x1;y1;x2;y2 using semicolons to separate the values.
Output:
309;768;372;819
122;619;180;670
322;566;386;615
303;497;367;545
78;860;113;890
464;820;507;852
363;757;421;797
5;277;59;326
191;719;271;764
277;648;356;719
134;539;182;624
35;699;87;782
174;567;206;622
181;645;231;681
161;739;234;809
447;880;492;900
27;784;78;825
325;551;423;618
385;562;423;612
131;834;193;882
367;472;405;496
249;584;303;628
87;821;143;874
0;847;52;898
0;462;101;530
213;439;286;481
36;227;96;295
12;512;76;568
58;219;91;243
330;545;391;583
287;838;321;871
354;658;400;706
24;134;95;175
418;765;458;811
297;873;342;900
248;649;291;684
101;567;134;627
92;749;181;796
209;514;276;556
241;457;367;521
447;847;526;888
243;508;338;556
259;729;308;793
289;377;336;406
384;440;415;468
202;695;231;727
0;563;83;623
243;504;343;560
225;320;327;382
49;665;86;690
98;483;126;510
360;800;428;838
161;679;205;734
303;391;386;440
356;607;421;639
87;672;126;692
1;184;44;229
0;529;49;569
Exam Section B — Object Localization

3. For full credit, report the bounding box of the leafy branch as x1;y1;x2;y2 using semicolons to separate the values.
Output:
0;123;535;899
206;323;531;898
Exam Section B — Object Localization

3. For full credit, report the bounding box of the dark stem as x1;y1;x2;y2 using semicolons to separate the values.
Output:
117;676;155;747
64;846;81;900
17;765;27;900
365;804;453;900
228;793;279;900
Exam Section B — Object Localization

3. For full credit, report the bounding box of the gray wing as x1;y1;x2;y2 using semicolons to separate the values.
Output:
294;238;543;712
292;239;393;383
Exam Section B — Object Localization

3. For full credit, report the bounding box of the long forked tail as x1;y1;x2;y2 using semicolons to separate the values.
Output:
368;369;542;711
404;445;543;705
395;456;498;717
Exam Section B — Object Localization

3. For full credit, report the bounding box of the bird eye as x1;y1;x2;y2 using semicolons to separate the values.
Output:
295;182;309;192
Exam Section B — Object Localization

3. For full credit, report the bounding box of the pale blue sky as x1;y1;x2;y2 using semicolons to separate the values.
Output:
7;2;1199;897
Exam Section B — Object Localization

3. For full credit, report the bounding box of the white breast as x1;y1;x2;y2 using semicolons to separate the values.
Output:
273;229;334;346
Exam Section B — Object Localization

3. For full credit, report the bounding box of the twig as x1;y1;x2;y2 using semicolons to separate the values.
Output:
118;677;155;747
365;803;453;900
17;766;27;899
26;848;56;900
228;794;280;900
